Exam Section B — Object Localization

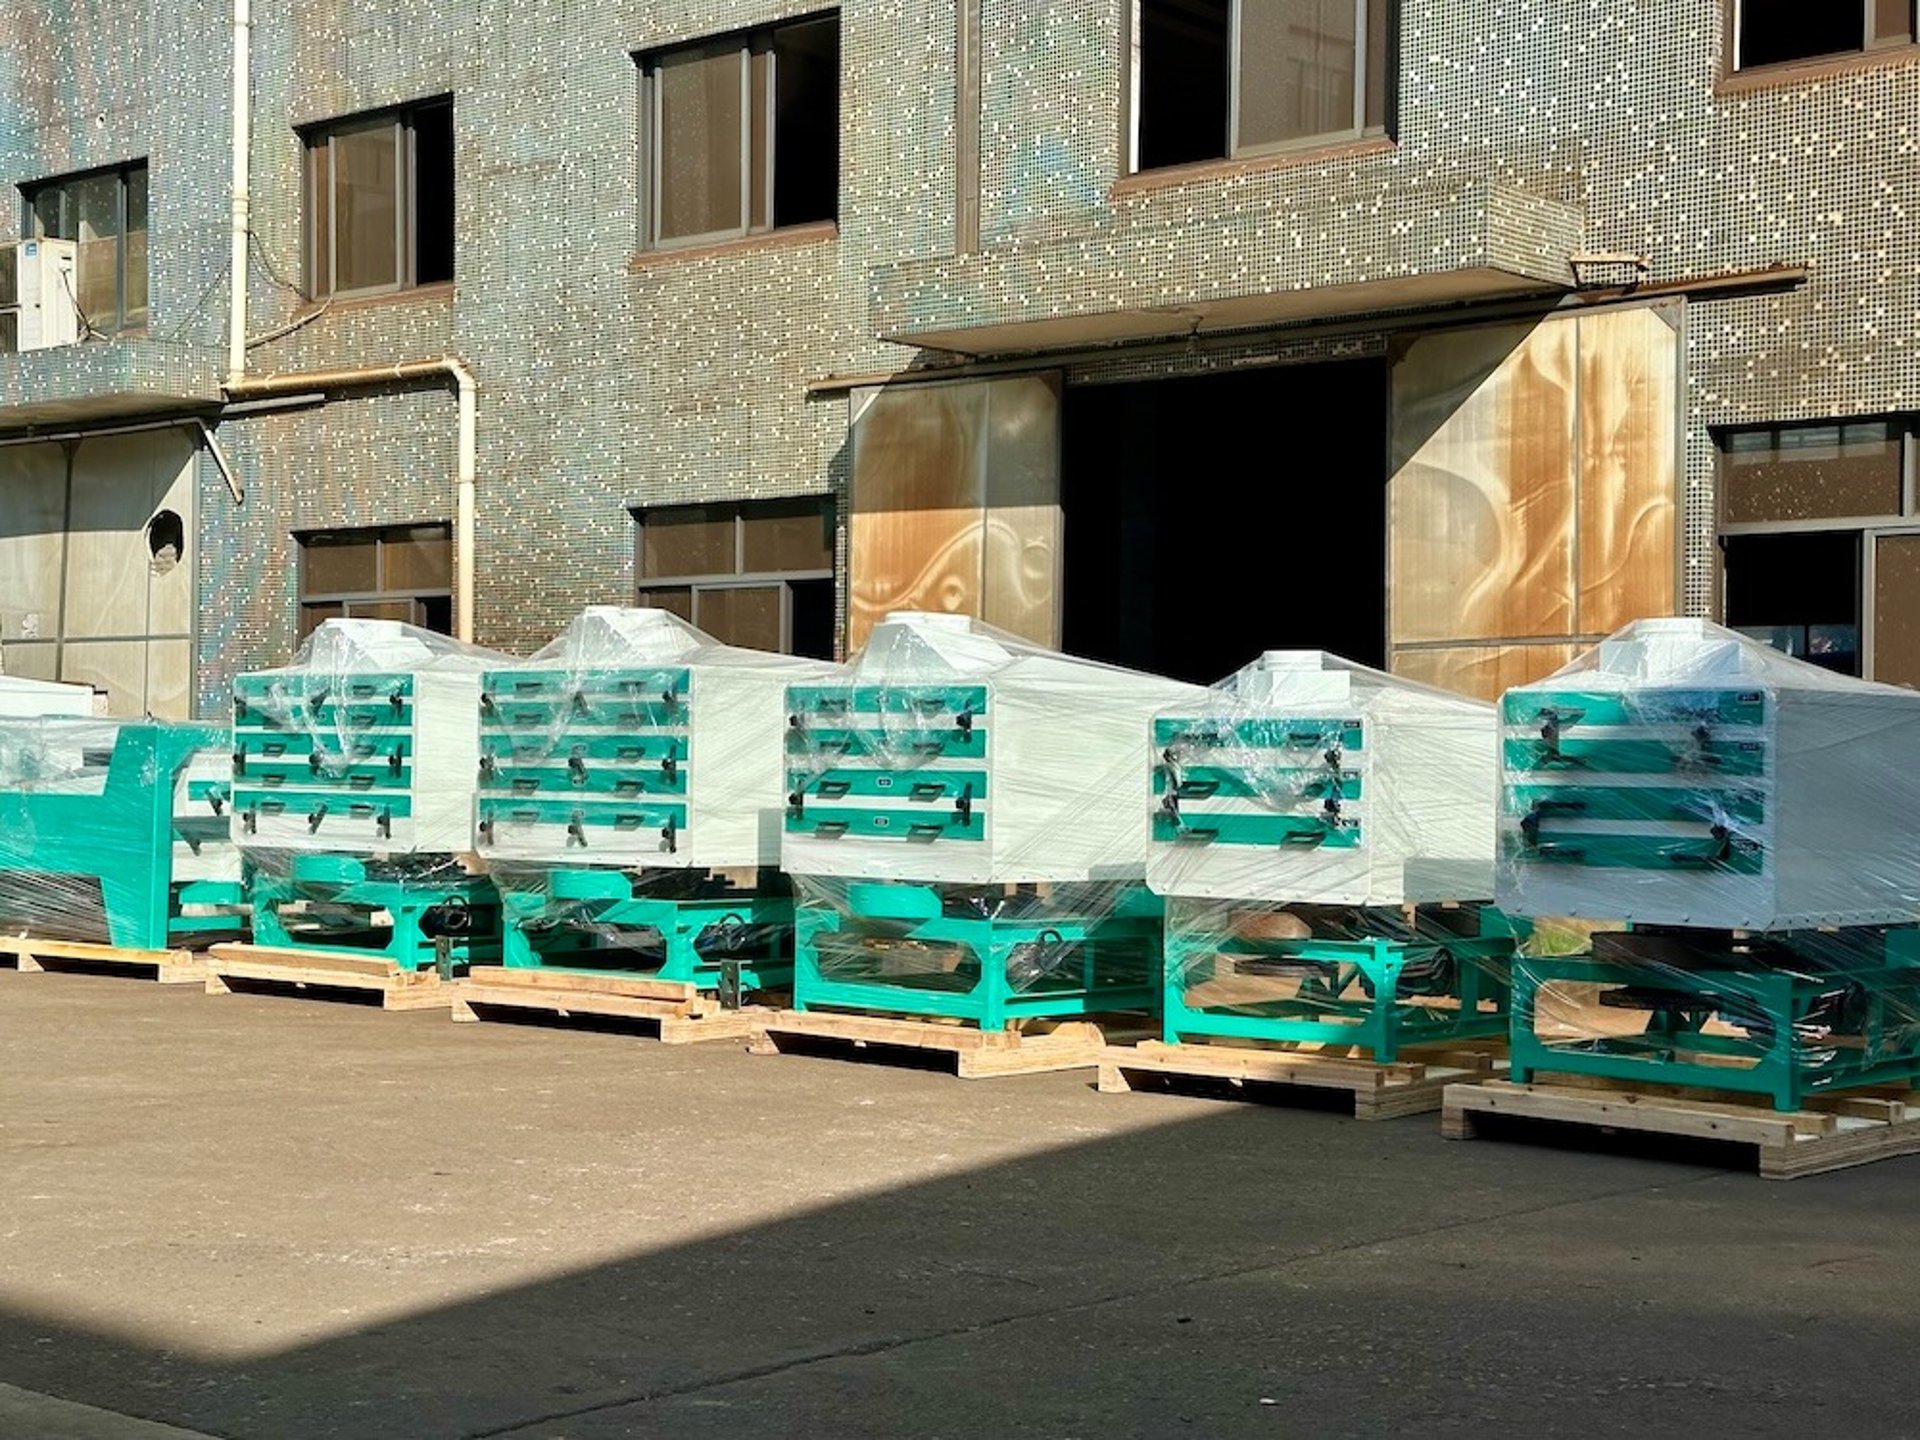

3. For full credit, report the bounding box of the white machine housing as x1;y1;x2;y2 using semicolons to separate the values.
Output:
231;620;505;854
782;611;1210;885
1497;618;1920;932
0;239;82;353
0;673;96;718
474;606;838;869
1148;650;1498;907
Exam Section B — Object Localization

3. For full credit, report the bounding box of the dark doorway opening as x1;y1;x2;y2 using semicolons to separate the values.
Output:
1061;359;1389;685
1721;530;1863;676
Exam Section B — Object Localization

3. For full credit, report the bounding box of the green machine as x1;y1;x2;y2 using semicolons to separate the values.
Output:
0;719;246;951
232;621;505;971
474;607;838;998
1147;652;1515;1061
782;613;1207;1026
1496;619;1920;1112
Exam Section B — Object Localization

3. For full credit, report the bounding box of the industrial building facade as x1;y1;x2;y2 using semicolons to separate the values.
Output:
0;0;1916;717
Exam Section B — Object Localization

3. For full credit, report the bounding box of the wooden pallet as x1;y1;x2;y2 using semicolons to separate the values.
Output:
204;943;455;1011
451;966;768;1043
1442;1078;1920;1179
1098;1039;1504;1120
0;935;205;985
747;1009;1111;1078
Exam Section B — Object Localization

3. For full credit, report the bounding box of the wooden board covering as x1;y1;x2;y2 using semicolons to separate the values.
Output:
204;943;454;1011
1388;304;1680;699
0;936;203;984
747;1008;1106;1077
453;968;767;1043
847;374;1061;652
1098;1039;1503;1120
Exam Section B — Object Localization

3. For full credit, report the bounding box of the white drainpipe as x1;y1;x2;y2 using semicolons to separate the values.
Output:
227;0;251;389
224;359;481;642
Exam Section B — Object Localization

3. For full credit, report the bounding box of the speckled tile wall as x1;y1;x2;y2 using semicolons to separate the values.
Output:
1;0;1915;712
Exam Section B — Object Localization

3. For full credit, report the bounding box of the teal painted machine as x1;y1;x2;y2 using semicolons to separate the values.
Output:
231;620;507;971
0;718;246;951
1148;652;1514;1060
474;607;837;997
782;613;1210;1027
1496;619;1920;1111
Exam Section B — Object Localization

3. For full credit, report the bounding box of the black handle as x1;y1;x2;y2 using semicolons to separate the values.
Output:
307;802;328;833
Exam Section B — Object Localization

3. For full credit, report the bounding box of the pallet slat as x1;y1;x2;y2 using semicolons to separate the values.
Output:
0;936;205;985
747;1009;1108;1078
1098;1039;1502;1120
452;966;763;1043
1442;1079;1920;1179
204;943;453;1011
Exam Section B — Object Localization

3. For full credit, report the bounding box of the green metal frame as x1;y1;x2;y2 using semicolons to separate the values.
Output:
1510;929;1920;1111
494;866;794;995
793;880;1163;1028
247;853;501;972
1162;906;1520;1061
0;722;246;951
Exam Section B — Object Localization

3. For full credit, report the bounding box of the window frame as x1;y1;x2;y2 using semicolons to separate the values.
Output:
19;160;149;339
1128;0;1392;175
633;498;836;654
1715;416;1920;684
300;98;453;302
296;523;455;639
635;11;842;251
1729;0;1918;76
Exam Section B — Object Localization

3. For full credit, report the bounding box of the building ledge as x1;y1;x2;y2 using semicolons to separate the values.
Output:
0;339;223;434
870;179;1584;357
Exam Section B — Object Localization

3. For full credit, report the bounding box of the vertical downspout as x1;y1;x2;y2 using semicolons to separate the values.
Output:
450;360;477;641
227;0;252;388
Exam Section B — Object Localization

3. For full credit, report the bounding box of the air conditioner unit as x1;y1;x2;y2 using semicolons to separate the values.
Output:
0;239;82;354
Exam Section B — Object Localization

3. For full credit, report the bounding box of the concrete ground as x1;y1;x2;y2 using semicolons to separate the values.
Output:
2;970;1918;1439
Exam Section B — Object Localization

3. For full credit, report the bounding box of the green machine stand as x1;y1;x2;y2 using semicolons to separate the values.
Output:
494;867;794;999
247;854;501;972
1161;904;1521;1063
0;721;246;952
1509;927;1920;1112
792;880;1163;1028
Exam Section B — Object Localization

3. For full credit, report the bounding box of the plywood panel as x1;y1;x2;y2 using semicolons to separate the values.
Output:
1;642;62;682
1390;319;1577;645
145;638;193;720
65;433;162;640
145;438;197;639
1578;306;1678;631
1391;642;1580;702
0;442;69;644
848;375;1061;652
60;640;148;718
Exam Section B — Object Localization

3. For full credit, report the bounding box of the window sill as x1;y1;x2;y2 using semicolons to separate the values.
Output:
315;282;456;314
1112;136;1396;199
628;221;839;271
1717;44;1920;96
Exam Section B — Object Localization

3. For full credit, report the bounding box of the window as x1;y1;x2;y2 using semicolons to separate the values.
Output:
635;498;834;656
22;162;148;338
298;525;453;638
302;100;454;299
1717;418;1920;684
637;14;841;248
1734;1;1915;71
1133;0;1389;172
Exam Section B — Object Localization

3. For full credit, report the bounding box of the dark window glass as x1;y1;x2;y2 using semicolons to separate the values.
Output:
20;162;148;338
1720;420;1903;523
1138;0;1230;169
641;14;841;246
1723;531;1863;676
635;498;835;655
299;524;454;638
1738;1;1868;69
412;103;456;286
302;101;455;298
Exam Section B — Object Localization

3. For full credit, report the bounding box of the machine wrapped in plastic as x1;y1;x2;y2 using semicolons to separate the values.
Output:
231;620;511;969
0;673;95;717
0;717;245;951
1148;651;1515;1060
783;612;1209;1024
1497;618;1920;1110
475;606;836;992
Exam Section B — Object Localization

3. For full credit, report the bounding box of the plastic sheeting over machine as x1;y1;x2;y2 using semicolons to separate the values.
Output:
0;718;244;951
231;620;509;970
1148;651;1516;1060
475;606;836;994
782;611;1208;1027
0;673;96;718
1497;618;1920;1110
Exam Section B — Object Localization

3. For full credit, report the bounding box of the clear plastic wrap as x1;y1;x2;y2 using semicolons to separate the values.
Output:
243;845;501;970
0;717;243;949
1160;895;1516;1059
1497;617;1920;931
784;611;1211;885
231;619;513;856
474;606;836;871
791;872;1163;1020
1148;650;1497;908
